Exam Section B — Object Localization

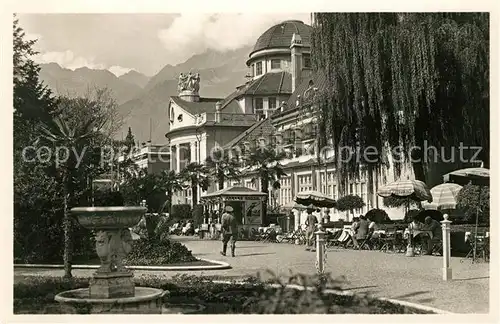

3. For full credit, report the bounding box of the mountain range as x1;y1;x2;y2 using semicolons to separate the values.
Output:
38;45;252;144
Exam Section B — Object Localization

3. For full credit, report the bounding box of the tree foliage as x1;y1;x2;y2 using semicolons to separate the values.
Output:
456;184;489;224
120;169;183;213
336;195;365;212
312;13;489;188
13;16;124;272
124;127;135;155
205;148;242;190
179;162;211;207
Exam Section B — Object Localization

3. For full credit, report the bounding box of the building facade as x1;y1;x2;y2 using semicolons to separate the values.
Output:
117;142;171;175
165;19;413;224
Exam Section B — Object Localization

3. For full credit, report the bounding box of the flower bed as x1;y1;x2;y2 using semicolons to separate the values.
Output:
14;274;436;314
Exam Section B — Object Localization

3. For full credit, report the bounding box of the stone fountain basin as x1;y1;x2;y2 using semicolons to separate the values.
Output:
71;207;146;230
55;287;166;314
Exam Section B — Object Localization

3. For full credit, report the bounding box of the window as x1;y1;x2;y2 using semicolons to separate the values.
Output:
279;177;291;207
255;98;264;119
256;62;263;75
303;54;311;68
268;97;277;110
179;143;191;171
298;174;312;192
170;146;177;172
170;107;175;123
271;59;281;69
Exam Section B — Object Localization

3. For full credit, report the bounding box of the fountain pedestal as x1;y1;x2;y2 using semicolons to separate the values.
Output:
55;207;167;314
90;272;135;299
89;228;136;298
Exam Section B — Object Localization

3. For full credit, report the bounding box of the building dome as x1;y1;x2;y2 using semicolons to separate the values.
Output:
250;20;313;56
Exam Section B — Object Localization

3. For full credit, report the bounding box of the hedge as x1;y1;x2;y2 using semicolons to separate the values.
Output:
14;273;434;314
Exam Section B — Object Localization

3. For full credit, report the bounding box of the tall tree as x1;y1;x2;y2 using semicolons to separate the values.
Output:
244;144;287;225
38;96;112;278
124;127;135;155
179;162;211;207
13;16;62;264
311;13;489;188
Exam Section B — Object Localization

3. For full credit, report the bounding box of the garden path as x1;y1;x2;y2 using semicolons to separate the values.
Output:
14;235;490;314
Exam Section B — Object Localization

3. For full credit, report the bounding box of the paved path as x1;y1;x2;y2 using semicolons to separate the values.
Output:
15;236;490;313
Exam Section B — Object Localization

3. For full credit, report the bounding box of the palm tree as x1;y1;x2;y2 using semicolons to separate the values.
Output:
39;113;105;278
158;170;184;213
205;149;242;190
244;145;287;225
179;162;211;207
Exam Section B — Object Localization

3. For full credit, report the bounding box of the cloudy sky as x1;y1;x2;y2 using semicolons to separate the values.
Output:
19;13;311;77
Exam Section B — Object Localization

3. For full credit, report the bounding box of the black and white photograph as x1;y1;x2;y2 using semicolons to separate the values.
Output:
5;1;497;320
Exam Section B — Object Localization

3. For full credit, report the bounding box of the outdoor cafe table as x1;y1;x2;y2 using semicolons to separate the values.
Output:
404;229;433;239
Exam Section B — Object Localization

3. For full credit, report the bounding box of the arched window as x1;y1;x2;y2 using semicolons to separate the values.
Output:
170;107;175;124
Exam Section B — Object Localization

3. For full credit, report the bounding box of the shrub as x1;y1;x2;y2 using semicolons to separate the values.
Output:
170;204;192;222
125;238;197;266
336;195;365;212
365;209;391;223
14;273;434;314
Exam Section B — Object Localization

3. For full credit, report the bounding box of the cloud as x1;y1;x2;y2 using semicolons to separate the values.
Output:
35;50;106;70
34;50;132;76
24;32;42;42
157;13;310;64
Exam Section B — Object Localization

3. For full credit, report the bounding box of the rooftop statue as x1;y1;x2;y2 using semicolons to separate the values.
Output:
178;72;200;93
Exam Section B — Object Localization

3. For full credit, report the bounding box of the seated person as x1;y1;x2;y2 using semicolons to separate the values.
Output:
408;214;424;232
423;216;442;254
367;218;381;246
352;215;369;248
368;217;377;235
407;214;426;247
350;217;360;236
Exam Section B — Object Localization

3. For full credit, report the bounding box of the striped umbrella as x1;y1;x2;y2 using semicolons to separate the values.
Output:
421;183;463;210
377;179;432;202
443;167;489;186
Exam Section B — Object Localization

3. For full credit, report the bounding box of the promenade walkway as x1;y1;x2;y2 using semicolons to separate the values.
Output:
14;236;490;313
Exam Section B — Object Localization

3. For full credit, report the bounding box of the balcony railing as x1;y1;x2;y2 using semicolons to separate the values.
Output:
194;112;258;126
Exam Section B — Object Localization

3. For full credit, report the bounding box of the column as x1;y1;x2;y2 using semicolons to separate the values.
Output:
315;224;326;274
441;214;452;281
294;209;300;231
175;144;180;173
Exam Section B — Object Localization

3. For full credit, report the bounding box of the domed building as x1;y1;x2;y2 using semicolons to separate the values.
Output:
166;20;315;207
166;19;411;229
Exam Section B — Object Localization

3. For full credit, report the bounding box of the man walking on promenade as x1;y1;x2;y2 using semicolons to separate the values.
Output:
220;205;238;257
305;206;318;251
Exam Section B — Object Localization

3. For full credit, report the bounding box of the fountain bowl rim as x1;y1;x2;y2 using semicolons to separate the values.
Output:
55;287;165;304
